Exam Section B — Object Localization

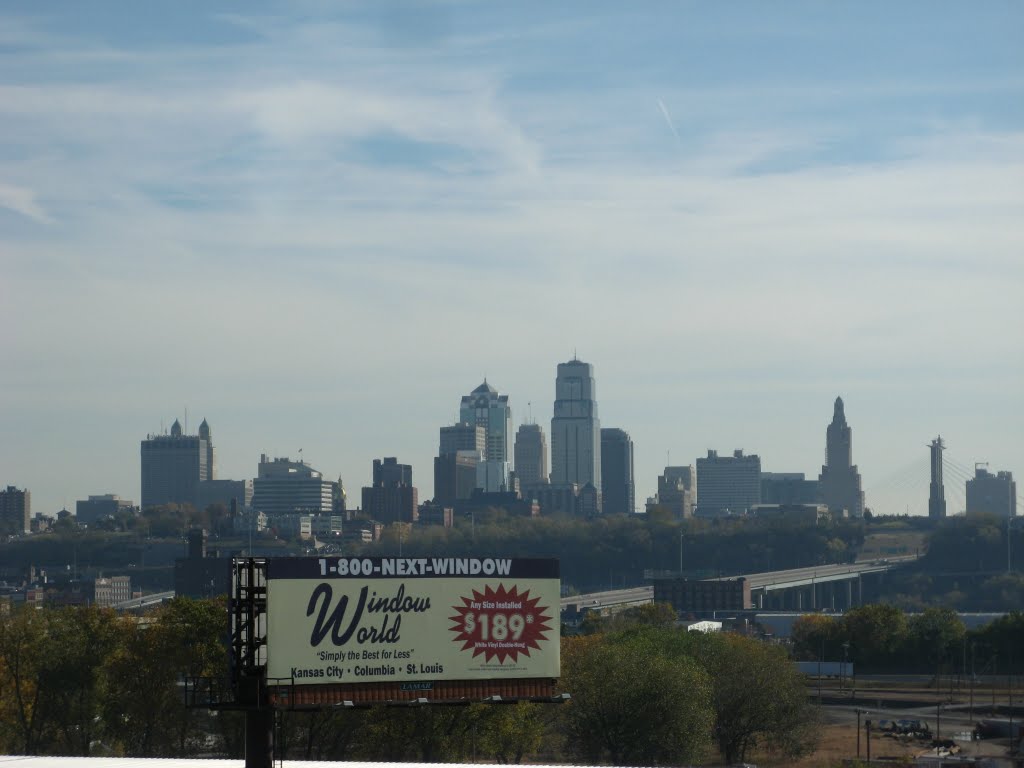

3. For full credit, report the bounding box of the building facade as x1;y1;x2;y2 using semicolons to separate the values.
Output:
140;418;213;510
760;473;819;505
817;397;865;517
251;455;335;517
439;422;486;457
600;428;635;514
966;467;1017;518
695;450;761;515
514;423;548;487
434;452;479;504
550;358;601;507
75;494;134;525
460;381;511;463
362;457;418;524
198;479;254;513
0;486;31;534
653;465;697;519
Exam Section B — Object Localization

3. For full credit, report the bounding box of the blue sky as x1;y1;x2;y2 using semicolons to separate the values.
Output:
1;1;1022;517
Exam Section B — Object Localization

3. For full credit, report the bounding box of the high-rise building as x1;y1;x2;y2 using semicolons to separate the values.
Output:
600;428;635;514
550;358;601;507
695;450;761;515
140;418;212;510
967;466;1017;518
460;381;511;463
653;465;696;518
362;457;418;524
817;397;865;517
434;452;479;504
0;486;31;534
251;455;335;517
514;423;548;487
928;437;947;520
439;423;486;457
760;473;819;505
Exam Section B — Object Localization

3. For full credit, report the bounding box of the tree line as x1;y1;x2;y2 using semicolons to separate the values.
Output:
790;604;1024;675
0;598;818;765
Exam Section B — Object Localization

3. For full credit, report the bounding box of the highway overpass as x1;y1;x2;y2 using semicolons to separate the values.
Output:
562;556;918;617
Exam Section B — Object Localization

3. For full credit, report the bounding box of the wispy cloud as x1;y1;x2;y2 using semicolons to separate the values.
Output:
0;182;50;223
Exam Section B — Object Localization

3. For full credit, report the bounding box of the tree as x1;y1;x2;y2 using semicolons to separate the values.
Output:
907;607;965;675
700;633;818;765
473;701;548;764
840;603;908;670
0;607;50;753
561;631;713;765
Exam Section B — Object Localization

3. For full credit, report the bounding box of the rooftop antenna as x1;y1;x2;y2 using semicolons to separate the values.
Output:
528;401;533;425
185;407;188;435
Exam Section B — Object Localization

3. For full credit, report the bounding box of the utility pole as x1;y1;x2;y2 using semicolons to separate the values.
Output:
865;719;872;763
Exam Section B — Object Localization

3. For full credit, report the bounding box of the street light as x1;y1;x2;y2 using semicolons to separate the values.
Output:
842;641;850;693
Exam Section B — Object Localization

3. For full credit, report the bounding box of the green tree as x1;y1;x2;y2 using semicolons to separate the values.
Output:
474;701;548;764
0;606;50;753
561;632;713;765
700;633;818;765
840;603;908;670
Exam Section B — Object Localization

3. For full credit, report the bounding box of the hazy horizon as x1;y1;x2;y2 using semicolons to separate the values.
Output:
2;2;1022;518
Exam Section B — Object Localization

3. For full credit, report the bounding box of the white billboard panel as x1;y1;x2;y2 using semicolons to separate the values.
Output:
266;557;559;685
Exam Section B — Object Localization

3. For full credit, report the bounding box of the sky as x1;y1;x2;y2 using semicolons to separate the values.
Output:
1;1;1022;518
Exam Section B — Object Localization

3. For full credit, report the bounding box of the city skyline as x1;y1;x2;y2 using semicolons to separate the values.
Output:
1;3;1022;516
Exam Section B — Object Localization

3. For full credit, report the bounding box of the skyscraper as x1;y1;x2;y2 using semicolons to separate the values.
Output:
459;381;511;463
600;428;634;514
550;358;601;502
818;397;865;517
460;381;512;492
439;423;486;457
696;450;760;515
514;423;548;487
928;436;946;520
140;418;212;510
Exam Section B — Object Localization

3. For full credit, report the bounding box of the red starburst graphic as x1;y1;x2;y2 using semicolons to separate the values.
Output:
449;584;553;664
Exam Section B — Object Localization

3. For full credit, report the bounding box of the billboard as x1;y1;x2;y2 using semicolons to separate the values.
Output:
266;557;559;686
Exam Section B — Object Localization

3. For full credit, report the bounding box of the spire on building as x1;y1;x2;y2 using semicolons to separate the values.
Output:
833;396;846;424
170;418;182;437
198;418;210;440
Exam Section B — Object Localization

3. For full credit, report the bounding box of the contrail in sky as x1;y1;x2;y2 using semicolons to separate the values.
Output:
657;98;681;142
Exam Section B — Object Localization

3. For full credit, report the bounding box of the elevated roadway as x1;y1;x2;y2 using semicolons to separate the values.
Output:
562;555;918;616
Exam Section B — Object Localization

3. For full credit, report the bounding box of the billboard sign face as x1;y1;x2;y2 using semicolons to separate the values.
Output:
266;557;559;685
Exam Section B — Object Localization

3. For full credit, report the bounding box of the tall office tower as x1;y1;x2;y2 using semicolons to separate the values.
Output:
140;418;211;510
928;437;947;520
198;418;215;479
600;428;635;514
460;381;511;463
362;457;418;524
967;466;1017;518
654;465;696;518
550;358;602;504
695;450;761;515
817;397;865;517
514;423;549;487
251;455;335;517
439;423;486;457
460;381;512;492
0;486;31;534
